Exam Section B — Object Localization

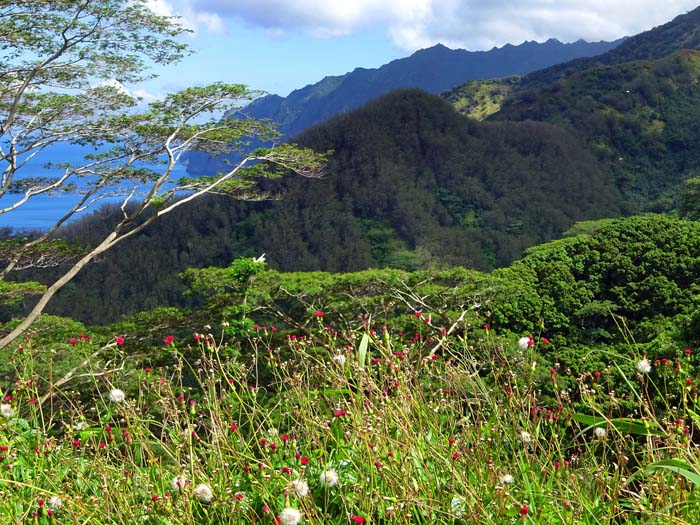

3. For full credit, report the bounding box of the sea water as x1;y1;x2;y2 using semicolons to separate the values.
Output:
0;144;190;233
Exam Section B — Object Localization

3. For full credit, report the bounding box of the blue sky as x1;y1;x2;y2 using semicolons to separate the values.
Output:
139;0;700;99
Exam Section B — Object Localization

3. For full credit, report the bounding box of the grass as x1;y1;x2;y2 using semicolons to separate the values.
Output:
1;313;700;524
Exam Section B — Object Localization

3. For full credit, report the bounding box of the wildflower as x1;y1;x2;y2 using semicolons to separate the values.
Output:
116;335;125;345
499;473;514;484
108;389;126;403
48;496;62;510
333;354;346;366
163;335;174;345
350;517;366;524
313;311;324;317
171;474;189;491
520;505;529;516
69;338;77;345
519;431;532;446
279;507;302;525
319;468;339;488
518;336;531;350
0;404;13;418
637;358;652;374
193;483;213;503
593;427;607;440
288;478;309;498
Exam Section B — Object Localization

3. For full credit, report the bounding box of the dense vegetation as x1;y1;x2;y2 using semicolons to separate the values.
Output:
14;88;626;323
6;214;700;523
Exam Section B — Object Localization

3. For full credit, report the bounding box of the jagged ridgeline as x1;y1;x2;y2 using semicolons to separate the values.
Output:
445;3;700;108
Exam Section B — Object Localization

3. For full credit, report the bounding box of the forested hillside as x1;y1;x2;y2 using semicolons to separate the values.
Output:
19;89;623;323
12;7;700;325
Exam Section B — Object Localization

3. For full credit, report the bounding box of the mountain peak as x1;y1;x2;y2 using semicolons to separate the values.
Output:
206;37;621;154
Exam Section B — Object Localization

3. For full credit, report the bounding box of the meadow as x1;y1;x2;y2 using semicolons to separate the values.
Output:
2;308;699;524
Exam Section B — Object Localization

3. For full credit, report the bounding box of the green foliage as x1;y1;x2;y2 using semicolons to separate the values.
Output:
680;175;700;220
490;215;700;347
443;76;520;120
492;51;700;208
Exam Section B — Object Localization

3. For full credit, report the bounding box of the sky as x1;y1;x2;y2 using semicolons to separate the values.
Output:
138;0;700;99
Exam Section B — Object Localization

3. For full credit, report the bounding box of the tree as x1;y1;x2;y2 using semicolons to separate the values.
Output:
679;175;700;220
0;1;326;348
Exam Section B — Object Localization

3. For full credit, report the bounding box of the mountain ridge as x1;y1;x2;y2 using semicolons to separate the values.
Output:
248;38;623;136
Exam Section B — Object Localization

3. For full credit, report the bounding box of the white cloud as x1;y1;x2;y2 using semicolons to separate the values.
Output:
146;0;224;34
178;0;700;51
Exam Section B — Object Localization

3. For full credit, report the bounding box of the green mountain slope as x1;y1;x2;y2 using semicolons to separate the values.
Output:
448;5;700;121
23;90;622;323
491;50;700;208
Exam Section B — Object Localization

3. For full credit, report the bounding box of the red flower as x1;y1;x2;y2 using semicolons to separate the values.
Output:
69;338;77;345
314;311;324;317
116;335;125;345
350;517;366;524
163;335;174;345
520;505;529;516
300;455;309;465
333;409;348;418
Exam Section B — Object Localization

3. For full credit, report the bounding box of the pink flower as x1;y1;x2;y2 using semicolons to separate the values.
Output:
333;410;347;418
116;335;125;345
163;335;174;345
69;338;77;345
350;517;366;524
314;311;324;317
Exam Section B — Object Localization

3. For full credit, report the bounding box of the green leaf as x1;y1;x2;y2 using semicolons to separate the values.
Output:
358;333;369;368
572;413;663;436
645;459;700;487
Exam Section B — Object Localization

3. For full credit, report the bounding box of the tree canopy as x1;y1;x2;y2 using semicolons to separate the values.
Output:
0;1;326;348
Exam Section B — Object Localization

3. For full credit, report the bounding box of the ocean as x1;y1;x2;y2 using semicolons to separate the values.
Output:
0;144;189;233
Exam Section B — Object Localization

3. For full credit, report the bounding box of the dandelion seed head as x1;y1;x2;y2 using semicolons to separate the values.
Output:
108;389;126;403
319;468;338;488
0;404;13;418
499;473;514;484
333;354;346;366
193;483;213;503
637;359;652;374
171;474;189;491
279;507;302;525
288;478;309;498
594;427;607;439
